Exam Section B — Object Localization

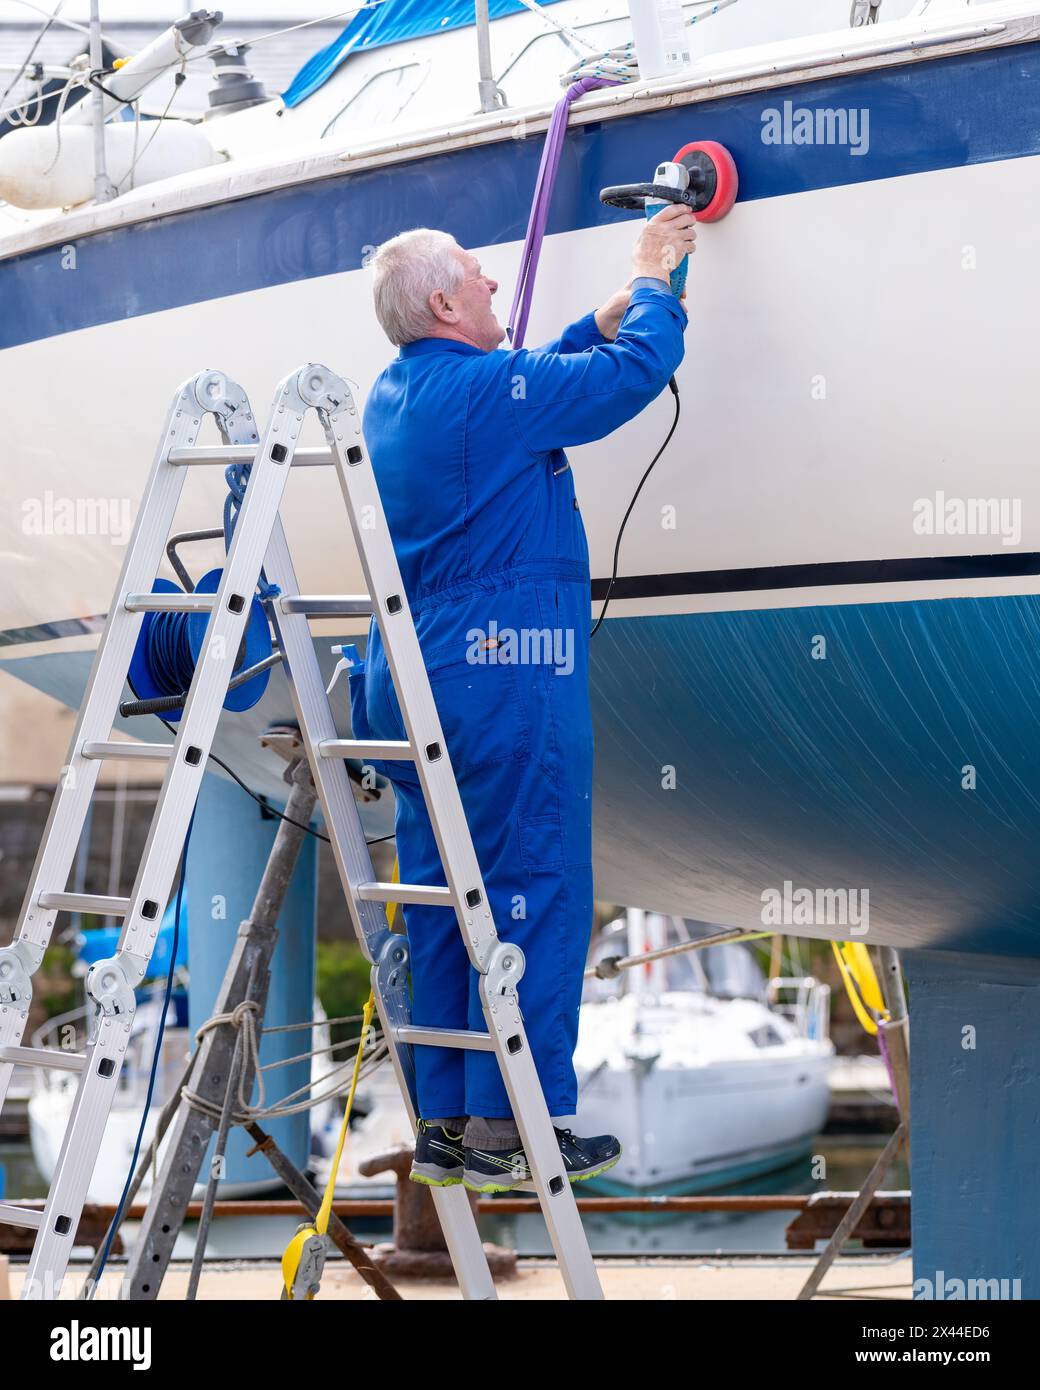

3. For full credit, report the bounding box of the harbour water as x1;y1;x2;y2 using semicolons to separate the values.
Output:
0;1132;907;1261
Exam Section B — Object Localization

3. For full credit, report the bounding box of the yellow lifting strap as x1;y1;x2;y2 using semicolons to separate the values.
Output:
280;856;398;1298
385;855;401;930
831;940;889;1036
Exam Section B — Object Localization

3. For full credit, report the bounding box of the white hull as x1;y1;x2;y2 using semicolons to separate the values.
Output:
4;143;1040;642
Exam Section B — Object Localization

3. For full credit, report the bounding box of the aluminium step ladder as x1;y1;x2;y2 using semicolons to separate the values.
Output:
0;364;603;1301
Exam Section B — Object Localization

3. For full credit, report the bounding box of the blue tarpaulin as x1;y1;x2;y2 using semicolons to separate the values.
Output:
76;890;188;979
282;0;567;108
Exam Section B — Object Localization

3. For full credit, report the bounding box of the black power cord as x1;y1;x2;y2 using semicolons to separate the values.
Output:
157;716;395;848
590;375;681;638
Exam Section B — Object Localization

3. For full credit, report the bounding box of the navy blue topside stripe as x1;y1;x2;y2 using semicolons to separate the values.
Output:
588;554;1040;602
2;554;1037;649
0;38;1037;350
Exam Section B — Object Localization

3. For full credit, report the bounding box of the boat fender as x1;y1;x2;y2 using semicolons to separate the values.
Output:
0;120;222;210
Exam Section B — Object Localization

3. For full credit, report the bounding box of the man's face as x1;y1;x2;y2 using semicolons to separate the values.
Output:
434;247;505;351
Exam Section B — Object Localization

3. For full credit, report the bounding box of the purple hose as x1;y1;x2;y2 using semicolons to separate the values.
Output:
506;76;621;349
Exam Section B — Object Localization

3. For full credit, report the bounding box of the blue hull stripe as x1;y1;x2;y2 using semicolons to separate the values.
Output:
1;40;1039;350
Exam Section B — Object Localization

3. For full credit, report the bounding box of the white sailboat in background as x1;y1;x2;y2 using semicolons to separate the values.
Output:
575;912;834;1192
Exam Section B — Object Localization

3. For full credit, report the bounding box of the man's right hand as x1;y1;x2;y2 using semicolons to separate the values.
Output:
632;203;698;283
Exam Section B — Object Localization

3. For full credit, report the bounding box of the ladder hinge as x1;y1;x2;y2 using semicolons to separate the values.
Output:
0;942;41;1013
85;957;138;1017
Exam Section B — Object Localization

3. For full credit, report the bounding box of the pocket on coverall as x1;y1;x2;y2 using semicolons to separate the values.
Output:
422;646;531;779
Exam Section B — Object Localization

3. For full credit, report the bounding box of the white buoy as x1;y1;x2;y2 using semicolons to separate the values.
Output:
0;121;222;209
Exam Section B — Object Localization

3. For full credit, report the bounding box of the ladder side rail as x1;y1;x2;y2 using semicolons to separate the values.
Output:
315;378;603;1299
474;971;604;1300
7;380;208;965
0;376;215;1121
105;374;299;977
259;378;499;1300
254;555;430;1157
264;525;498;1302
319;407;499;973
24;373;295;1295
370;954;498;1300
262;519;397;964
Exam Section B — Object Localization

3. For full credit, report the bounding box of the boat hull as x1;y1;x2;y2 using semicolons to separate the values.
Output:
3;31;1040;952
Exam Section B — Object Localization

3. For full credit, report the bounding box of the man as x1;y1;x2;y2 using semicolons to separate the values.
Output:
353;206;694;1192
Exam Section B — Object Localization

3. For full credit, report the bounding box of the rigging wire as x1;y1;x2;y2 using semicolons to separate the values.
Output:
155;715;394;849
0;0;67;115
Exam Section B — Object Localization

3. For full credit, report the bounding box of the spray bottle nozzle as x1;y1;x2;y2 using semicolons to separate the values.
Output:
326;641;363;697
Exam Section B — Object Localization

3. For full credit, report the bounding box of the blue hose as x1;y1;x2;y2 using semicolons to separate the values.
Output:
223;461;278;601
144;609;199;698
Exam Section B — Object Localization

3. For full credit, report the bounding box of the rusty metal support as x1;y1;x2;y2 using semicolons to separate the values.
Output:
358;1145;516;1280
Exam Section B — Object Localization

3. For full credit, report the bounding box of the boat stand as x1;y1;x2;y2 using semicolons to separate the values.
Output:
798;946;910;1300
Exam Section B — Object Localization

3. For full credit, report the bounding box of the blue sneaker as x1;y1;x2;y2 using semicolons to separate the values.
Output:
462;1128;621;1194
409;1120;466;1187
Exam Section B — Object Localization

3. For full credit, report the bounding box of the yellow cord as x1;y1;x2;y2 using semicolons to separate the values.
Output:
831;940;889;1036
385;855;401;931
317;987;375;1235
281;858;400;1297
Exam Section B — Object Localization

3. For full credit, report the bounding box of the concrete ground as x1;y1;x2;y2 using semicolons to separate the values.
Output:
6;1254;914;1301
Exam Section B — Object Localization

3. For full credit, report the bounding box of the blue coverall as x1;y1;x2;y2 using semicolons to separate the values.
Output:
350;283;686;1121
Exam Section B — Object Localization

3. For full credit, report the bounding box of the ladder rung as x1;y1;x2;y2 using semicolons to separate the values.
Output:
396;1026;494;1052
320;739;413;761
81;741;173;761
279;595;373;617
0;1045;86;1073
167;444;335;467
0;1202;43;1231
357;882;452;907
124;592;216;613
38;892;130;916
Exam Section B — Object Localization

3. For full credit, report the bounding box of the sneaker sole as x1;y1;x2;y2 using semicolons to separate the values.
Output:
409;1163;464;1188
462;1152;621;1195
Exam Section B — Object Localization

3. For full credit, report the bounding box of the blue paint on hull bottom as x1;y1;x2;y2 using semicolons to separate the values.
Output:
591;591;1040;957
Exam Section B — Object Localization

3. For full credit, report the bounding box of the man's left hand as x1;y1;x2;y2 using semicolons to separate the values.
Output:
594;283;633;341
595;281;688;339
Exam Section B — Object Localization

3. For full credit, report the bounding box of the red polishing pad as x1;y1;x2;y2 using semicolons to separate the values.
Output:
674;140;739;222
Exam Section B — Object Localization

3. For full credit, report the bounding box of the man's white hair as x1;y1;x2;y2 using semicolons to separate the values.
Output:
370;228;464;346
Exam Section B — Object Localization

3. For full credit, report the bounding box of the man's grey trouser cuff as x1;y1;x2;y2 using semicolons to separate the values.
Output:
463;1116;521;1150
426;1116;522;1148
427;1116;570;1150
